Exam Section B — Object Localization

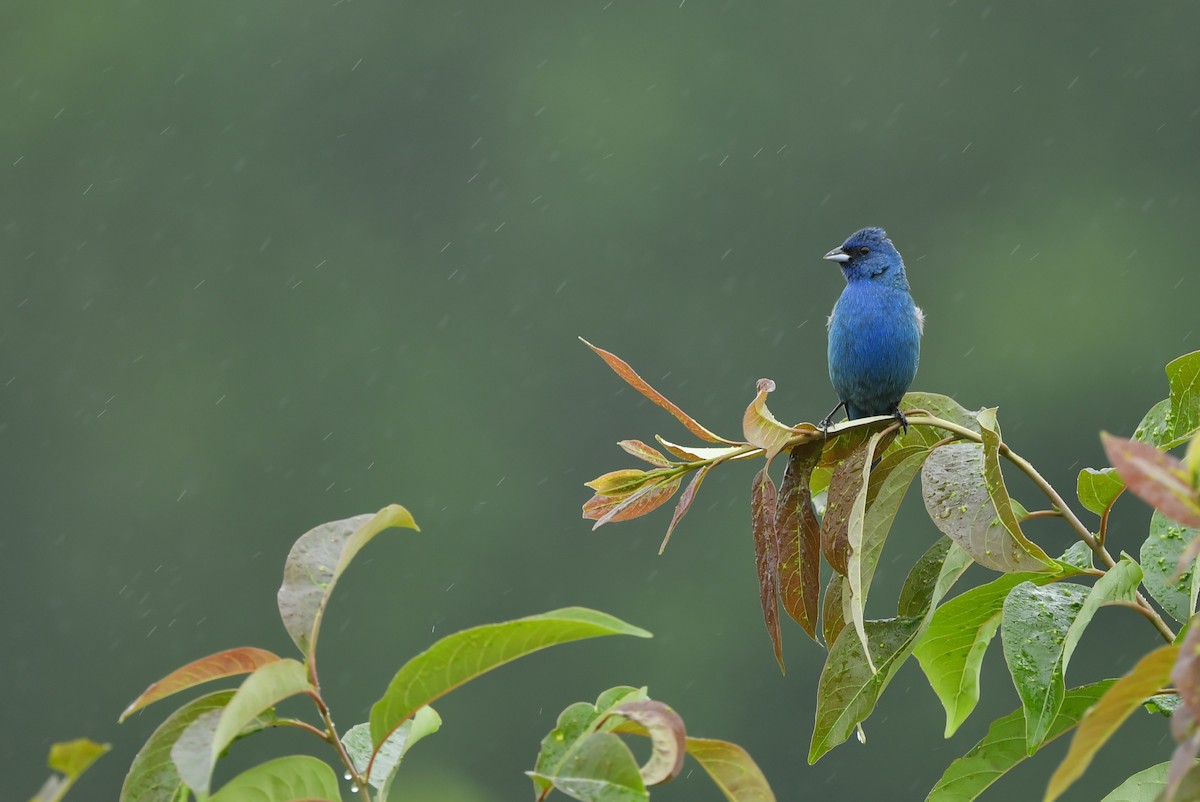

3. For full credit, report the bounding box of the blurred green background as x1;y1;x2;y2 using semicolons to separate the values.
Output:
4;1;1199;799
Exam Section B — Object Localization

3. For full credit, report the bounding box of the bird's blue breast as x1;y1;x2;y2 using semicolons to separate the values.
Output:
827;280;921;419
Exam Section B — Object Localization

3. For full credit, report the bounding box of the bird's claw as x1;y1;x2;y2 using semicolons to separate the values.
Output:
892;408;909;434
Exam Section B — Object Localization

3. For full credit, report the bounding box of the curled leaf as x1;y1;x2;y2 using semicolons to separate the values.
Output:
120;647;281;723
742;379;794;460
656;437;747;463
619;440;674;467
613;700;686;786
581;338;736;444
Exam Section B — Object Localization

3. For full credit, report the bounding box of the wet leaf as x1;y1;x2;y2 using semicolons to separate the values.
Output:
742;378;794;460
1103;433;1200;528
1167;351;1200;445
922;431;1053;573
898;538;957;617
810;542;971;762
659;465;711;554
584;475;683;529
278;504;419;658
120;647;281;723
979;408;1054;565
926;681;1113;802
613;700;686;785
1137;399;1176;449
1001;582;1090;751
751;467;783;672
532;687;649;800
581;338;736;444
342;706;441;793
528;732;648;802
900;392;983;446
1046;645;1180;802
618;440;674;467
171;659;312;796
208;755;340;802
1141;511;1200;624
1077;467;1126;517
821;435;882;577
915;568;1076;737
121;691;233;802
776;442;823;639
370;608;651;751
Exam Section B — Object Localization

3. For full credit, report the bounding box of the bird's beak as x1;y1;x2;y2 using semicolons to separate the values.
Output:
823;247;850;263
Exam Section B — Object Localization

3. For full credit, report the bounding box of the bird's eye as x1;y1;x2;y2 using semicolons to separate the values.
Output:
858;246;870;256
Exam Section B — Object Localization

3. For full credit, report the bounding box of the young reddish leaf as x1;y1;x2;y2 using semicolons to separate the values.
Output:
612;700;687;786
585;469;656;498
580;338;737;444
820;436;880;576
119;647;281;722
656;437;747;463
584;475;683;529
776;442;823;639
1102;432;1200;528
1045;644;1179;802
278;504;419;659
685;737;776;802
821;576;847;648
619;440;674;467
751;467;784;673
659;465;711;554
742;378;793;460
1167;623;1200;799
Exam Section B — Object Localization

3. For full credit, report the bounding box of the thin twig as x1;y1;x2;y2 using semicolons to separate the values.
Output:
308;691;372;802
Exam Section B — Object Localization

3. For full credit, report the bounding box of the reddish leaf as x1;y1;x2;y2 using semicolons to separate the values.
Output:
1169;624;1200;799
821;575;847;648
612;700;687;786
119;647;281;723
752;467;784;672
820;438;880;576
656;437;747;463
581;338;737;444
742;378;794;460
1102;432;1200;528
776;442;823;639
585;476;684;529
619;440;674;467
658;465;712;555
585;469;656;498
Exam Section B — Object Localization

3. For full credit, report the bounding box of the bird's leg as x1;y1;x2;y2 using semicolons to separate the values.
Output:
891;406;909;435
819;401;847;432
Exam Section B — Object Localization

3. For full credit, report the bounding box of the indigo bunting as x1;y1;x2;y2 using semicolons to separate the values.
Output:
820;227;923;430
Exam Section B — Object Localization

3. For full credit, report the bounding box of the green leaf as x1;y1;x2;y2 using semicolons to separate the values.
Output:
979;408;1054;567
1103;433;1200;528
343;706;441;795
685;737;777;802
121;691;234;802
208;755;340;802
922;433;1053;573
529;732;648;802
900;392;982;445
1077;468;1126;517
915;568;1075;737
1136;399;1176;448
618;440;674;468
1100;761;1172;802
370;608;651;750
927;681;1113;802
120;647;281;723
810;542;971;762
1046;645;1180;802
277;504;419;658
776;442;823;639
1167;351;1200;445
581;338;736;444
1001;581;1090;751
1064;555;1143;671
532;687;648;800
751;466;784;672
821;575;847;648
1142;511;1200;624
850;442;933;671
585;469;658;498
33;739;111;802
171;659;312;796
742;378;795;460
1059;541;1095;571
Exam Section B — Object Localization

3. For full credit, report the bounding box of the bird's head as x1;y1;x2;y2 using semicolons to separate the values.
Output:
823;227;908;286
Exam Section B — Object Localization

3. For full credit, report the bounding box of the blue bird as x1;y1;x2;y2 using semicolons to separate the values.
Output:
820;227;923;431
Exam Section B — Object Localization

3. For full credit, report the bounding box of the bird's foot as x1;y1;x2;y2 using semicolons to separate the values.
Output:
819;401;847;433
891;407;909;434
